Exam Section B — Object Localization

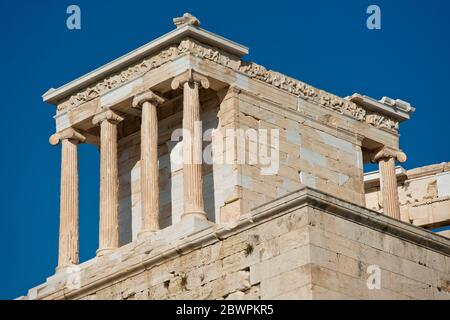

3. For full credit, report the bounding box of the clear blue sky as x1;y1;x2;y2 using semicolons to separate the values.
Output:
0;0;449;299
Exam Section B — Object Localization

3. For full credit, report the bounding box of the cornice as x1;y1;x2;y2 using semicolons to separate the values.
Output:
42;24;248;104
347;93;415;123
49;38;400;132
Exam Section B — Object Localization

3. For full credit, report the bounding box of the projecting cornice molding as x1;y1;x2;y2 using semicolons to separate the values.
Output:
42;22;248;105
48;38;243;112
347;93;415;123
43;19;407;132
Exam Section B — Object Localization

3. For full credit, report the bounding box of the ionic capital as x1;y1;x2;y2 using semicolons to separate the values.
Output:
371;147;407;163
171;68;210;90
92;109;124;126
132;90;165;109
49;128;86;146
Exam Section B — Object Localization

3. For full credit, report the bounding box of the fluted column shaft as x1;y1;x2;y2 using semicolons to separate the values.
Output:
132;90;165;236
50;128;85;272
58;138;80;269
99;120;119;253
379;157;400;219
372;147;407;220
93;110;123;256
182;81;206;219
171;69;210;220
141;102;159;231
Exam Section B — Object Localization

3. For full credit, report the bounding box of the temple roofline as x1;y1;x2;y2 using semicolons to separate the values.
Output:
42;23;248;105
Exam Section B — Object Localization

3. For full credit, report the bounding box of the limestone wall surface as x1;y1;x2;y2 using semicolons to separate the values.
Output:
26;188;450;300
233;89;366;218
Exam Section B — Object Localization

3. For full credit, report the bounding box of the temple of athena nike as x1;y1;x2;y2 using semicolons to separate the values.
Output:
22;13;449;300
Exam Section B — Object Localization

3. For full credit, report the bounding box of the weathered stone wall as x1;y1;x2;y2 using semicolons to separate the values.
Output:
218;87;366;223
308;205;449;299
365;162;450;232
26;188;450;300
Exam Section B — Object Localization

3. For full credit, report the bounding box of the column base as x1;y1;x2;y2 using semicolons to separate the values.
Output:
96;247;116;257
55;264;78;274
153;215;214;243
181;211;208;221
137;229;157;242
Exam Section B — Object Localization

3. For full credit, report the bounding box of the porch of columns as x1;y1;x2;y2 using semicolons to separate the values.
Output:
92;110;124;257
132;90;165;237
49;128;86;272
171;69;210;220
371;147;407;219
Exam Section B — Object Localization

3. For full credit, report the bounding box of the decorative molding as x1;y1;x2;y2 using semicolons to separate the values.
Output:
57;45;182;112
171;68;210;90
366;112;399;130
49;128;86;145
58;38;399;131
178;38;242;70
132;90;165;109
92;110;124;126
371;147;407;163
348;93;413;126
173;13;200;28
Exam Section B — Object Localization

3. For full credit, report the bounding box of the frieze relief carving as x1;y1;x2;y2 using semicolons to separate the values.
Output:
58;38;399;131
58;45;181;111
178;38;242;70
365;112;399;130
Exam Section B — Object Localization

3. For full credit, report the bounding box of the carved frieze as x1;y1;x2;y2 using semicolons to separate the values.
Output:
178;39;241;70
57;38;399;131
58;45;181;111
365;112;399;130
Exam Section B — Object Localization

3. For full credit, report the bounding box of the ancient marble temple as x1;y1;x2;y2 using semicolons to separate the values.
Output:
23;14;449;300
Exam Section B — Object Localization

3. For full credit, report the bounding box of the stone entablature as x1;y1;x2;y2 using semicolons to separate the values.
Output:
365;162;450;232
44;28;412;133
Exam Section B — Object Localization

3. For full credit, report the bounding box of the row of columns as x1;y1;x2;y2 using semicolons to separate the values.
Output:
51;69;210;271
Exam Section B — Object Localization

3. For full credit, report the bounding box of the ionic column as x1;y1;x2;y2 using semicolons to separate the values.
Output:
171;69;210;220
50;128;86;272
132;91;165;237
92;110;124;256
372;147;407;219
